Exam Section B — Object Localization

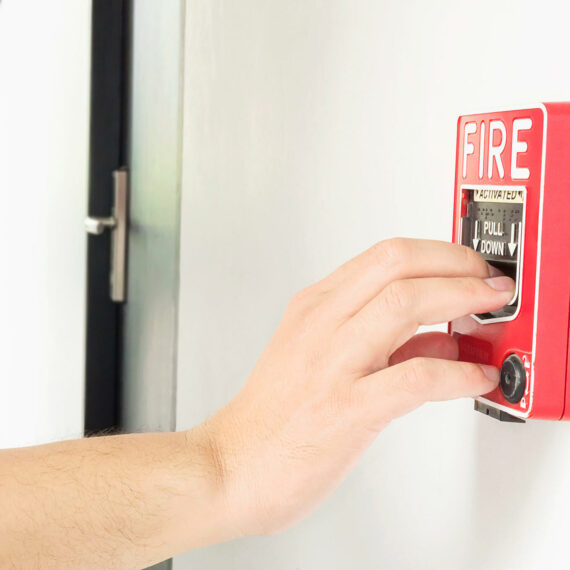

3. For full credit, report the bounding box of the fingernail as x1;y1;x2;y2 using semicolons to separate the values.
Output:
479;364;500;384
484;276;515;292
487;264;504;277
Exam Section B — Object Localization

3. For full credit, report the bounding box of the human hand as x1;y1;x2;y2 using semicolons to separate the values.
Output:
200;239;514;539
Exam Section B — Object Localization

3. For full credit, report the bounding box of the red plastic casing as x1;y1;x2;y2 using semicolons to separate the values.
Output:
450;104;570;420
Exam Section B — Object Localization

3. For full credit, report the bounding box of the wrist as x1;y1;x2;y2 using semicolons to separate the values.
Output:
178;421;243;547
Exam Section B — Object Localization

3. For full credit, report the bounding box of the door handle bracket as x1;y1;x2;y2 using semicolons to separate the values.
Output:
85;168;128;302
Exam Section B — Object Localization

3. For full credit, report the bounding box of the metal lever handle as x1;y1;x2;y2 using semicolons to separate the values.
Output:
85;216;116;235
84;168;128;302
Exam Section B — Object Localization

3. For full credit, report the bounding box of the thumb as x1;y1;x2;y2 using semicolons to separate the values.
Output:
356;357;499;424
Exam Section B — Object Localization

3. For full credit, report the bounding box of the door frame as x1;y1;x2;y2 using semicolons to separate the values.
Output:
84;0;131;434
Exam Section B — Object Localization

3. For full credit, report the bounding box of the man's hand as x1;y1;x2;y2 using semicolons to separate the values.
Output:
0;239;514;569
204;238;514;537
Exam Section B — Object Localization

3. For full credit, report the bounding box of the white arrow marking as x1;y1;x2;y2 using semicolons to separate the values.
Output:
472;220;480;251
508;222;518;256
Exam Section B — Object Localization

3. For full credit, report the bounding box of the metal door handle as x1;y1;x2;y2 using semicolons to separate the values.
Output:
84;168;128;302
85;216;116;235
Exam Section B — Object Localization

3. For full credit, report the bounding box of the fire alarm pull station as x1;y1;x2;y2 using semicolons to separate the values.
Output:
450;104;570;422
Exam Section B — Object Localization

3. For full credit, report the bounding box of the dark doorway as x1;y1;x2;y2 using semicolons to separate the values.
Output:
84;0;131;434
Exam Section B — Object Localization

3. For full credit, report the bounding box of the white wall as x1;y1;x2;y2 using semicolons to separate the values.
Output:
0;1;91;447
176;1;570;568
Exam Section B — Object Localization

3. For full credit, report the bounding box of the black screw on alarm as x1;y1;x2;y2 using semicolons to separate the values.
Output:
500;354;526;404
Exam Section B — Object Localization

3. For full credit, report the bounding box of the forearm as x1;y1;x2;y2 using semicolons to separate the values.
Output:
0;427;234;569
0;239;512;568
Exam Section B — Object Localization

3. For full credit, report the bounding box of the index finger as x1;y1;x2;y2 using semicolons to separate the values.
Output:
321;238;492;319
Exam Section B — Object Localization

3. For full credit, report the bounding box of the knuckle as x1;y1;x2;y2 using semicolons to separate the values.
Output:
458;243;475;269
285;285;331;336
400;357;433;396
380;279;415;313
458;243;487;275
371;237;409;268
458;276;484;299
287;285;318;313
459;361;484;383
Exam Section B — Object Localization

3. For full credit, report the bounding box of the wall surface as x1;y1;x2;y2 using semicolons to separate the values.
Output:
176;1;570;568
0;1;91;447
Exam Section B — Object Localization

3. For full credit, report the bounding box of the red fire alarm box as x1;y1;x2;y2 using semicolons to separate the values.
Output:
450;104;570;422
